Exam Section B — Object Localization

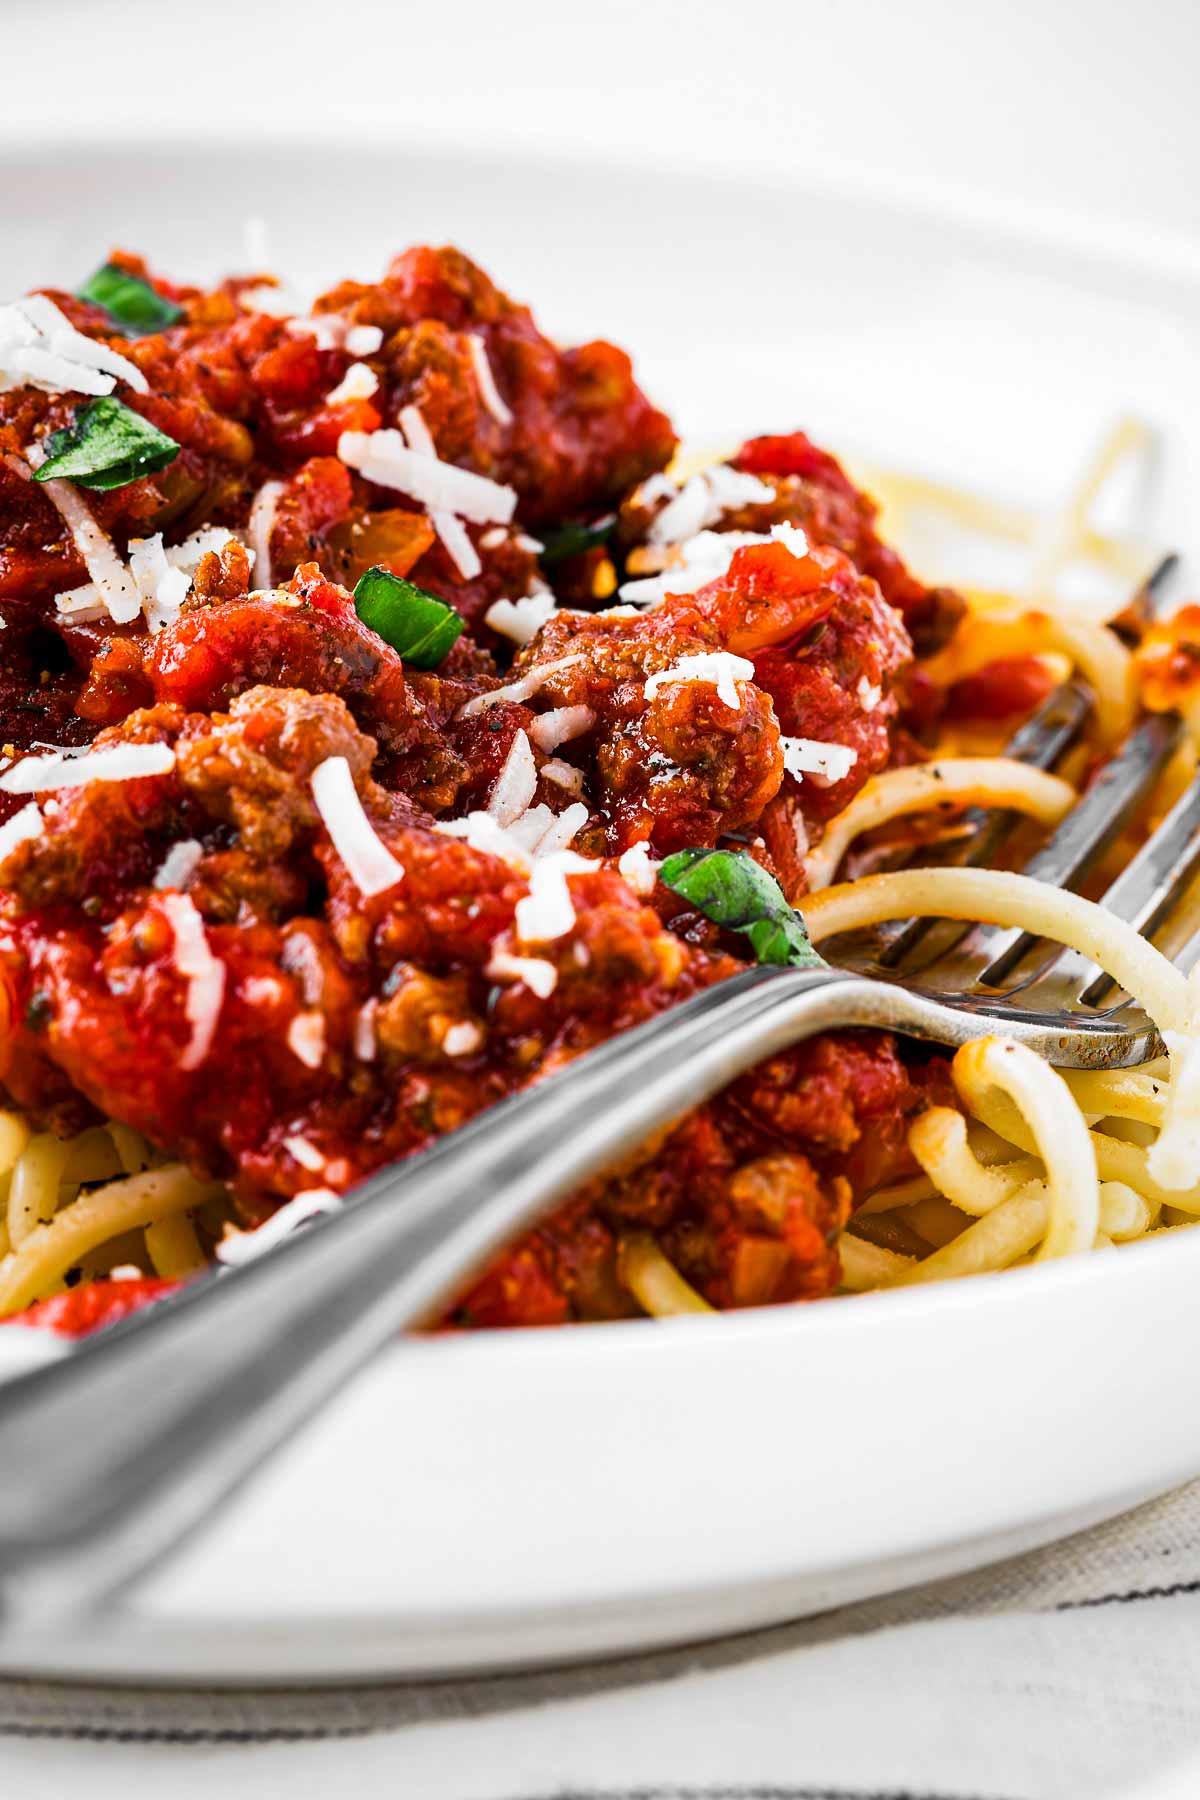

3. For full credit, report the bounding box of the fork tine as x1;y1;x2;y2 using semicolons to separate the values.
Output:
911;711;1184;992
1015;756;1200;1010
874;680;1091;969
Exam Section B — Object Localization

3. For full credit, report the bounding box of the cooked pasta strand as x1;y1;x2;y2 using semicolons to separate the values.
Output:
144;1212;209;1279
617;1232;713;1317
0;1168;220;1316
804;760;1075;891
953;1039;1100;1258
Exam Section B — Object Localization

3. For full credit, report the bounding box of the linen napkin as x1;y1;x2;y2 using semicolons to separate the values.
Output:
7;1480;1200;1799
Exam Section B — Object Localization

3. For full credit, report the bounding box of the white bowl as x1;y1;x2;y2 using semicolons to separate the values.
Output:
2;133;1199;1684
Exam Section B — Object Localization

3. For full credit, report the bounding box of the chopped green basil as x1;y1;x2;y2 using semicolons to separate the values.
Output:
352;565;464;668
34;398;180;492
539;515;616;566
658;847;824;970
78;263;183;336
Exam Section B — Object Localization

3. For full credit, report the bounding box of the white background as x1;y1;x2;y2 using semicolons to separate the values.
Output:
4;0;1199;256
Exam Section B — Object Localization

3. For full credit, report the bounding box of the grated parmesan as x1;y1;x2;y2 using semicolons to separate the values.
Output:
339;426;517;526
644;651;755;712
484;589;557;646
780;736;858;787
467;334;514;428
514;850;597;943
287;1011;326;1069
456;653;585;718
162;893;225;1071
485;948;558;998
311;756;405;898
0;740;175;794
529;705;595;751
0;802;43;865
617;840;661;896
247;479;284;590
283;1135;327;1173
216;1188;342;1267
153;838;204;891
326;361;379;406
648;466;774;546
8;453;142;625
619;520;809;608
0;293;148;398
487;730;538;827
541;759;584;794
397;405;482;580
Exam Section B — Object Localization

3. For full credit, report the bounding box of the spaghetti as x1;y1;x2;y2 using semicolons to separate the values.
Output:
0;246;1192;1334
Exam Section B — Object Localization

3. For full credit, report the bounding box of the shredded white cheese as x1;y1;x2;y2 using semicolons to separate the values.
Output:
468;334;514;428
780;736;859;787
617;840;661;896
311;756;404;898
436;798;587;869
0;802;43;865
129;534;191;634
396;405;483;580
346;324;383;357
442;1021;483;1057
857;675;882;712
0;294;148;397
283;1135;327;1173
287;1011;326;1069
216;1187;342;1267
488;730;538;827
514;850;597;943
456;653;585;718
619;521;809;608
541;759;584;794
644;651;755;712
247;479;284;591
508;800;588;857
484;590;557;646
529;705;595;751
485;949;558;998
353;999;378;1062
7;454;143;625
326;361;379;407
430;509;481;582
648;466;774;546
162;893;225;1072
153;838;204;891
339;425;517;525
0;740;175;794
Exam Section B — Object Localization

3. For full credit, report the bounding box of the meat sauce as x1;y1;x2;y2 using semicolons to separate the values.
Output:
0;246;966;1332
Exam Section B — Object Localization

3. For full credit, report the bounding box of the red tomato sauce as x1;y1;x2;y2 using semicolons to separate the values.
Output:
0;246;969;1333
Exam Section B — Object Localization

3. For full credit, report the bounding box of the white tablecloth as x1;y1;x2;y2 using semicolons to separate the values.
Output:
8;1481;1200;1797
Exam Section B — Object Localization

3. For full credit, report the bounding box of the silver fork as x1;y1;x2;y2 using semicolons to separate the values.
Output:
0;618;1197;1629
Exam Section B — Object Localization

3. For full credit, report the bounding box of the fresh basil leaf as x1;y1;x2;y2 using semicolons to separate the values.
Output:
352;565;464;668
78;263;183;336
34;398;180;492
539;515;616;566
658;847;824;970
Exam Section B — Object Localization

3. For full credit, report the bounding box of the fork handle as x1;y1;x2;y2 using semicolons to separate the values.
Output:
0;962;1028;1623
